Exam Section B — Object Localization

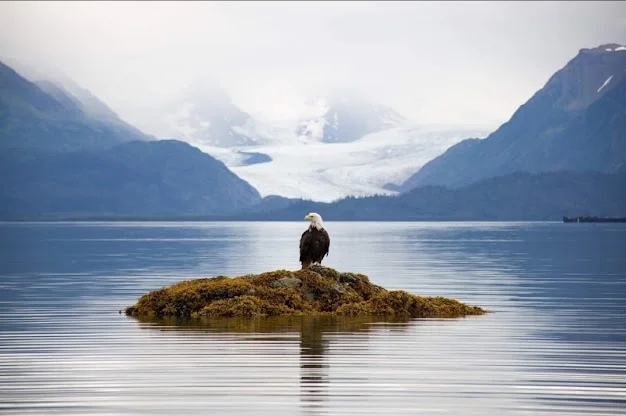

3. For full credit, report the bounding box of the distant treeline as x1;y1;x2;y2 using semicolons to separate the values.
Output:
5;171;625;222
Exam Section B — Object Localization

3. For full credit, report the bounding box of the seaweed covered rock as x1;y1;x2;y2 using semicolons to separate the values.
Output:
125;265;486;319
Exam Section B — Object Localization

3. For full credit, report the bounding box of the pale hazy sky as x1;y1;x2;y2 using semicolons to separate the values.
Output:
1;1;625;129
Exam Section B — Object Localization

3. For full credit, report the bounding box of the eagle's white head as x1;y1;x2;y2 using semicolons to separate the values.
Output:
304;212;324;230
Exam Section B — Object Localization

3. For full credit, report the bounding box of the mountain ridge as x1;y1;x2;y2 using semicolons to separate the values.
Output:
398;44;626;191
0;59;153;152
1;140;262;218
2;43;623;219
0;60;265;218
3;57;150;133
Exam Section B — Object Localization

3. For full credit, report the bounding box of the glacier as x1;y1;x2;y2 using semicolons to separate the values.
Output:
143;86;491;202
193;124;490;202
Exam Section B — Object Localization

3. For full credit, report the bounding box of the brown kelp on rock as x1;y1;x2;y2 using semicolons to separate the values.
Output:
125;265;487;320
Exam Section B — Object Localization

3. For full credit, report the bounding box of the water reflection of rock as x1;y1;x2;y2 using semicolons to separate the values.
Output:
133;315;413;414
299;317;329;413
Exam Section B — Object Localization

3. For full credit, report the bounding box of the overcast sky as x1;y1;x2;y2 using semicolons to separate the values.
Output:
1;1;625;130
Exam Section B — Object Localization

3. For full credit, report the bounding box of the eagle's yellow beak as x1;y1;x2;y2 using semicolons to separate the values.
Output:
304;214;311;220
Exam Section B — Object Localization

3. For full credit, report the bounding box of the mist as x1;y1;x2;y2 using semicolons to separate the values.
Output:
1;1;625;131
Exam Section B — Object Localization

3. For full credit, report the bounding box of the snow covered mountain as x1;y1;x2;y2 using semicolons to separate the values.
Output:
134;83;290;148
142;85;489;201
296;88;406;143
196;124;490;202
160;85;257;147
138;85;407;148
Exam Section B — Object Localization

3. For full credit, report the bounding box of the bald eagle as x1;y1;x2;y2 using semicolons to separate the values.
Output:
300;212;330;269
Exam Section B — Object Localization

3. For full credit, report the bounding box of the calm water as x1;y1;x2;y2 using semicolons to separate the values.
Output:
0;221;625;415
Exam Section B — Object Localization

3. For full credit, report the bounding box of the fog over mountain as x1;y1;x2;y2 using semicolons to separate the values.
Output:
1;2;624;132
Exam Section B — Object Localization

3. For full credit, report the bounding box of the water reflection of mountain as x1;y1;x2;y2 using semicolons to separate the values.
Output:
134;315;413;412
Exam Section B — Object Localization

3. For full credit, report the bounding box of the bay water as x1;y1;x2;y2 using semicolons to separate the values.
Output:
0;221;624;415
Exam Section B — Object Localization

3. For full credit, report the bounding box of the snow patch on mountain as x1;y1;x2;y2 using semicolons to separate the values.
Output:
597;75;613;93
297;117;327;142
165;102;197;139
605;45;626;52
294;89;407;143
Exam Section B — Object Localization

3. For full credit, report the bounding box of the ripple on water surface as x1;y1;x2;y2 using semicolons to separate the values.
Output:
0;221;625;415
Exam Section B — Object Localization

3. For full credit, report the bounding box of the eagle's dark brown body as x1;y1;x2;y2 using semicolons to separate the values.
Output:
299;226;330;269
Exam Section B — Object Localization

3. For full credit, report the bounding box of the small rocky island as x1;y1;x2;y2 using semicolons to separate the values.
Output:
125;266;487;320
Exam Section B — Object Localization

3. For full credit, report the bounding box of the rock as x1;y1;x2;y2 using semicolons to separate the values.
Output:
330;283;345;294
339;273;358;284
310;265;339;279
124;267;487;320
270;277;302;289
